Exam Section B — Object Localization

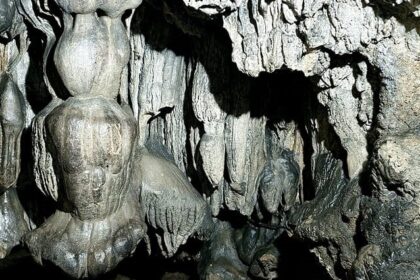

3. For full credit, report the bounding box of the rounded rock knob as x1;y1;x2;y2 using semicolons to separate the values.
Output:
54;14;130;98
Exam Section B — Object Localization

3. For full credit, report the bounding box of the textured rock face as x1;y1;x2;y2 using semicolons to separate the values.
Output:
354;130;420;280
134;146;211;257
54;13;130;98
0;73;25;191
0;1;15;34
0;0;419;279
24;0;149;272
0;1;29;261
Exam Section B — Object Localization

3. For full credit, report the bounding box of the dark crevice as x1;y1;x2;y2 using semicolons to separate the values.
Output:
276;233;331;280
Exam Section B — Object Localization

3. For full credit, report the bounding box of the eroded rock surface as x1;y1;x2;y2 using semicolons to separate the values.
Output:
0;0;418;279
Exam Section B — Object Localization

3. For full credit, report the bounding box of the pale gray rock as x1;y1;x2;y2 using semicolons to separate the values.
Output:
54;13;130;98
0;189;29;259
129;6;190;171
224;112;266;216
317;65;369;178
0;0;418;279
0;73;25;191
192;61;226;188
133;145;211;258
27;97;147;278
55;0;143;17
0;2;29;260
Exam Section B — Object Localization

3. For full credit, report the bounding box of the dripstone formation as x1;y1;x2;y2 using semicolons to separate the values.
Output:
0;0;29;260
26;1;147;277
0;0;419;279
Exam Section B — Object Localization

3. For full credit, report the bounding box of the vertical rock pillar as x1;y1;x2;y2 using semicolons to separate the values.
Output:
0;0;29;260
24;0;146;278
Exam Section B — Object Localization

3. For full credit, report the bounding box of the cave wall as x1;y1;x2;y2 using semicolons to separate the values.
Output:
0;0;419;279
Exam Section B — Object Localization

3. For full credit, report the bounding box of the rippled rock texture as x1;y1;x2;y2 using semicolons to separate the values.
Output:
0;0;419;279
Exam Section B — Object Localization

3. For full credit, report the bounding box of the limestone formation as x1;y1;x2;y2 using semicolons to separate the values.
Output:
23;0;149;277
0;0;418;279
0;0;29;260
133;144;212;257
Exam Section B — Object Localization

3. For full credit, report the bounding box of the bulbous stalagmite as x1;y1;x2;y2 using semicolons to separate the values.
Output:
54;13;130;98
24;0;145;277
1;0;418;278
26;97;146;278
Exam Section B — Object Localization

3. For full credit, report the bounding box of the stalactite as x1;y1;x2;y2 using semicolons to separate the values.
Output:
0;0;418;279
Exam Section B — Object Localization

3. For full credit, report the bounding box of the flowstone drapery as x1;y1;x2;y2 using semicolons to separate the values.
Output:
0;0;419;279
2;0;210;278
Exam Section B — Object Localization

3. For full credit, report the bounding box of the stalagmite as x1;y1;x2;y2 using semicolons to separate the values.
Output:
24;0;146;277
0;0;418;279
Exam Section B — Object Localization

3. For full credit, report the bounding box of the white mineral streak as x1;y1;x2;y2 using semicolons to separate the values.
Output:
182;0;242;16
